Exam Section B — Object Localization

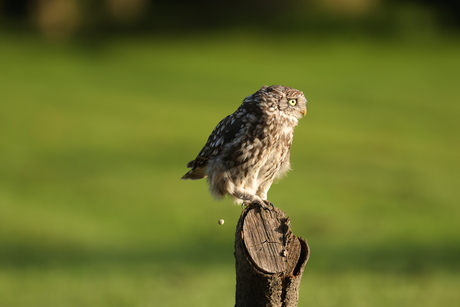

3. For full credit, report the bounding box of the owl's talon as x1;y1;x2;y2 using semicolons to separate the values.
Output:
255;200;274;211
240;200;252;210
264;200;275;211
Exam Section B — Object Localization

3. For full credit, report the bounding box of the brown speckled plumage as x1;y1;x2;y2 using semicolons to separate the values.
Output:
182;85;307;207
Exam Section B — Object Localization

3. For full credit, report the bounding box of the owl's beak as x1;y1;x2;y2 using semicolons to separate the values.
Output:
301;109;307;116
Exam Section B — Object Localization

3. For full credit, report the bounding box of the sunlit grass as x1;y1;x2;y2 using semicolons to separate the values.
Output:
0;31;459;306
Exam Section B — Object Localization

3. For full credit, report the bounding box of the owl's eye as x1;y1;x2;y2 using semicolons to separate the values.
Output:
288;99;297;106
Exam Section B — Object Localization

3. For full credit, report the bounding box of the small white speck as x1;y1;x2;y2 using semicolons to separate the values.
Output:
218;219;225;225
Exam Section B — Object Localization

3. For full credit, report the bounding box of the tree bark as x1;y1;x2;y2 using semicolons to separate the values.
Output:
235;203;310;307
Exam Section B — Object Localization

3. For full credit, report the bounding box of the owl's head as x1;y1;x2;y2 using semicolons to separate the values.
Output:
253;85;307;120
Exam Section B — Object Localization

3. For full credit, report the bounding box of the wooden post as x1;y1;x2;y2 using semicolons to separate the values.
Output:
235;203;310;307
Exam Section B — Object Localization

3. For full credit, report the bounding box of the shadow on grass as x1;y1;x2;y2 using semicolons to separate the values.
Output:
1;239;459;274
312;241;460;274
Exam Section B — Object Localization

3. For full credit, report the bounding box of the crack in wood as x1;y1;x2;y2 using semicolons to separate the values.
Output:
235;202;309;306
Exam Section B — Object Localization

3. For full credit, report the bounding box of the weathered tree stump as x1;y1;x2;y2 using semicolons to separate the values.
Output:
235;203;310;307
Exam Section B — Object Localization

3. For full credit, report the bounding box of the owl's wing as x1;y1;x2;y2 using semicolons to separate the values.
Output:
181;113;243;180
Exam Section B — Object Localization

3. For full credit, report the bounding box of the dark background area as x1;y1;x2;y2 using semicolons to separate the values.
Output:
1;0;460;39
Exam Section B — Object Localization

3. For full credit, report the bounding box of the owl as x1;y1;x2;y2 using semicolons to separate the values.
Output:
182;85;307;208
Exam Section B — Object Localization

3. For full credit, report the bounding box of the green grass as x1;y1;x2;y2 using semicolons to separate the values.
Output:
0;31;459;306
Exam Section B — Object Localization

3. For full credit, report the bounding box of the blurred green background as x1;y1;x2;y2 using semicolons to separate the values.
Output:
1;0;459;306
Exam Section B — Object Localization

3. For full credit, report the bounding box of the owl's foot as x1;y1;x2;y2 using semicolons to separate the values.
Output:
241;201;251;209
232;189;275;210
240;200;273;211
252;199;274;211
261;200;275;211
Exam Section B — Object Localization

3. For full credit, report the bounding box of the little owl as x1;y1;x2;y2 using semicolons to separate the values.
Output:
181;85;307;208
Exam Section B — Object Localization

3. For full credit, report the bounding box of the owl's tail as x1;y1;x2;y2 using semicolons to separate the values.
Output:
181;165;207;180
